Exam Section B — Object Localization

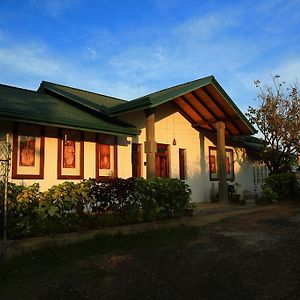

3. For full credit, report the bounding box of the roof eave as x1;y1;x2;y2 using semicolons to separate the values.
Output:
0;115;139;137
210;77;257;135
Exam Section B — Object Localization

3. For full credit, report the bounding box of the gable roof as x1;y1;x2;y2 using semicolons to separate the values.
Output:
110;76;257;136
39;81;126;114
0;84;138;136
110;76;214;114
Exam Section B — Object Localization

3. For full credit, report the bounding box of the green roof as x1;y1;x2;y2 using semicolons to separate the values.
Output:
39;81;127;113
109;76;256;135
0;84;138;136
109;76;214;115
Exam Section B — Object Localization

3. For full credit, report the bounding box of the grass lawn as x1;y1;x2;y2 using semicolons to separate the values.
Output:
0;226;199;300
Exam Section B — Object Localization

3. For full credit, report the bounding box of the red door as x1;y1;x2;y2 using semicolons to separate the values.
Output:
156;144;169;178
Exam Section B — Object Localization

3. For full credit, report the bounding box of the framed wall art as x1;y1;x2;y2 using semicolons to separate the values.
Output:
57;129;84;179
96;134;117;178
12;123;45;179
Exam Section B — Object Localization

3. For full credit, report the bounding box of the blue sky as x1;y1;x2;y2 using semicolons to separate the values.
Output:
0;0;299;112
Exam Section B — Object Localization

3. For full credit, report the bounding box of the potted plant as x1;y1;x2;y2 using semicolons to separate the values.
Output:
228;183;243;204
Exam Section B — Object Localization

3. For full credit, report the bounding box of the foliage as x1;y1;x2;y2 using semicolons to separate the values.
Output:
247;75;300;174
228;183;241;203
135;177;191;220
265;173;296;198
1;177;192;239
5;183;41;237
256;184;278;205
43;182;81;217
89;177;140;224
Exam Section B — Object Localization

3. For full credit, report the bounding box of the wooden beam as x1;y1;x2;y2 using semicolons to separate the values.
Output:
190;91;234;136
193;116;241;127
172;101;197;125
180;95;216;132
202;86;243;135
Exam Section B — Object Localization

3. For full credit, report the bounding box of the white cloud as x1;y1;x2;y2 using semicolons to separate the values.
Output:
30;0;80;17
272;58;300;83
1;0;299;104
176;13;237;38
0;43;61;76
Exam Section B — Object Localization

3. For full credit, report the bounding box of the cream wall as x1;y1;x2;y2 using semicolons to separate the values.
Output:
119;103;258;202
1;111;258;202
120;103;211;202
2;121;100;190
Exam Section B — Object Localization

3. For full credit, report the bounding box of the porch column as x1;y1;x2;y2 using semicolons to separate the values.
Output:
144;108;157;178
215;121;228;203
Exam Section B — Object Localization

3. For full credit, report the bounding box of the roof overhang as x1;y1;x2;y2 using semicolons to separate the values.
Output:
111;76;257;137
0;115;139;137
173;82;255;136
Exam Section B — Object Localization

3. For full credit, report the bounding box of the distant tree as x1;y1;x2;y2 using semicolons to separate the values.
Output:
246;75;300;174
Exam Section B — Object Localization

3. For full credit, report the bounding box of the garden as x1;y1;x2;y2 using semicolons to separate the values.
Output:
0;177;191;239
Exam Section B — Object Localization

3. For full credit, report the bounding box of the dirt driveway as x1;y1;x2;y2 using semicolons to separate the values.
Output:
1;203;300;300
101;203;300;300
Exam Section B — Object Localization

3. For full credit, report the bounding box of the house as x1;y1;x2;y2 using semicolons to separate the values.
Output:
0;76;266;202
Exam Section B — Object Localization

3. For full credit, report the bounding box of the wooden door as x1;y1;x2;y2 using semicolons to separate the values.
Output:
132;143;141;177
155;143;169;178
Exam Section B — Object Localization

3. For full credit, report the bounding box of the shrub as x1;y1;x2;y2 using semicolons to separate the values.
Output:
256;184;278;205
1;177;192;238
44;182;81;216
265;173;297;198
89;177;140;224
134;177;191;220
6;183;41;238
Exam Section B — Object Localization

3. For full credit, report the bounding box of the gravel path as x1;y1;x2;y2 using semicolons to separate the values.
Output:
99;203;300;300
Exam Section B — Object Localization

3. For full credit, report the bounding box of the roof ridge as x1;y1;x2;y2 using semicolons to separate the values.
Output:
130;75;214;100
0;83;37;94
41;81;127;102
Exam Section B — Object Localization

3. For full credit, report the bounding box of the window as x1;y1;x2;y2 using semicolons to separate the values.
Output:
132;143;142;177
57;129;84;179
12;123;45;179
253;161;268;185
179;148;186;180
96;134;117;178
209;146;234;181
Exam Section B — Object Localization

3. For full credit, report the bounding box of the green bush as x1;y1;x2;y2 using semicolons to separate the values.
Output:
1;177;192;239
265;173;297;198
89;177;141;224
135;177;191;220
6;183;41;238
256;184;278;205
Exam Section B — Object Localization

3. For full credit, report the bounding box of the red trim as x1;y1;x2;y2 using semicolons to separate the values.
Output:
95;134;118;179
57;129;84;180
12;122;45;179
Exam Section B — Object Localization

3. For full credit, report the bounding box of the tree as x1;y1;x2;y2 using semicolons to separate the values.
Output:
246;75;300;174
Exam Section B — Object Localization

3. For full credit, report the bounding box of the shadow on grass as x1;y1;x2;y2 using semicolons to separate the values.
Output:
0;226;200;300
